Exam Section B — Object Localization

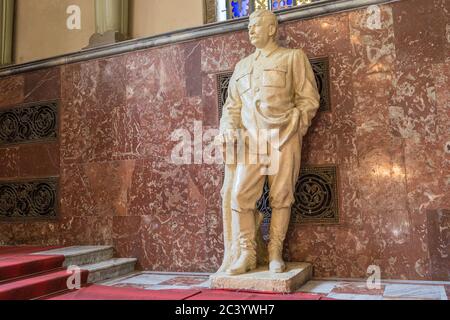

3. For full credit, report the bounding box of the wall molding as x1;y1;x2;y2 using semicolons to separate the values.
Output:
0;0;400;78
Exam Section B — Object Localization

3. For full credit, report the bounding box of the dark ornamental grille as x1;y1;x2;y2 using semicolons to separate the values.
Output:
0;178;58;220
217;71;234;120
0;101;58;146
258;166;339;224
310;57;331;112
217;57;330;115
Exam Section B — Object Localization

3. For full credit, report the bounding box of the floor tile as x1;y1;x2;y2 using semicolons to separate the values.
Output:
158;276;210;286
327;293;384;300
332;282;385;295
114;274;176;286
384;284;447;300
298;280;339;294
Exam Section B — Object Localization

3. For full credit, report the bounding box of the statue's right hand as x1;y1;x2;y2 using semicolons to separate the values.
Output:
227;108;242;129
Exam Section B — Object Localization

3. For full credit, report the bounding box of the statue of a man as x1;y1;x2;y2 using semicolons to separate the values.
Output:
218;9;320;275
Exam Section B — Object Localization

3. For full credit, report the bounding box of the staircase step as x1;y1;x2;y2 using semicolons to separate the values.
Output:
0;255;65;282
0;269;89;300
32;246;114;267
83;258;137;284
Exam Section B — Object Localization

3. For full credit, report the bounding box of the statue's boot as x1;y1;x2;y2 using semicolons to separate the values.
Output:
268;208;291;273
227;210;257;275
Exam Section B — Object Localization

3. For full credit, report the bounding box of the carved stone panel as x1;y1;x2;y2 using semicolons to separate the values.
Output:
0;101;58;146
0;178;58;221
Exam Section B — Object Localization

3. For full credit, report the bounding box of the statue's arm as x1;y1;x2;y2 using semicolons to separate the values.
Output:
219;70;243;134
292;49;321;137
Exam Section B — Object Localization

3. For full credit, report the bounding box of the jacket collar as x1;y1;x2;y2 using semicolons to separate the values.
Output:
254;41;280;60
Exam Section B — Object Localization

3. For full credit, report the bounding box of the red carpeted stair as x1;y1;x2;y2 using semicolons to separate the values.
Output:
0;269;89;300
0;246;85;300
0;255;66;282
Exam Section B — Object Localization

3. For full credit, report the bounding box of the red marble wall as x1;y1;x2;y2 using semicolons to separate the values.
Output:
0;0;448;280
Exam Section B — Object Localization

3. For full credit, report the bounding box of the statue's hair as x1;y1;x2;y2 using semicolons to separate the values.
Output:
249;9;278;30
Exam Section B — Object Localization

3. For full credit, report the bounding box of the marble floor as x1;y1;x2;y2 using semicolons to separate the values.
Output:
100;272;450;300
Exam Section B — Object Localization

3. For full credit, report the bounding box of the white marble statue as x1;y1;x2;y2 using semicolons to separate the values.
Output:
216;9;320;276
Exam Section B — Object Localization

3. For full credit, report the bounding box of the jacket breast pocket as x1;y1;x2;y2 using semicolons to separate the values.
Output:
236;72;252;95
263;65;288;88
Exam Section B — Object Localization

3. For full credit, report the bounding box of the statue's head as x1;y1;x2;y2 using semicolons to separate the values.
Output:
248;9;278;49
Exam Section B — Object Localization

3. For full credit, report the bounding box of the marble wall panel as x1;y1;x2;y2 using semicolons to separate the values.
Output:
0;76;24;109
23;68;61;103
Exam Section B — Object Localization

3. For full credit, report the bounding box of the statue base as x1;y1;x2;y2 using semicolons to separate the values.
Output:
210;262;312;294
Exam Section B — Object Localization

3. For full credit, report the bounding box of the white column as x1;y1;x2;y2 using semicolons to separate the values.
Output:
0;0;14;65
87;0;129;48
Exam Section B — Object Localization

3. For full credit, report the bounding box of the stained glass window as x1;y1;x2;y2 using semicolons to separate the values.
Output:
217;0;320;20
271;0;295;10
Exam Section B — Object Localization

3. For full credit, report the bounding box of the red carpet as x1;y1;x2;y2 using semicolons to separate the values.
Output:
0;269;89;300
0;255;65;282
46;285;202;300
44;285;329;300
0;246;62;258
187;289;324;300
0;246;77;300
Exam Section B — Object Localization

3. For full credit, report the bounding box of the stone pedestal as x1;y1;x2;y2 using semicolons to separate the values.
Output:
210;262;313;293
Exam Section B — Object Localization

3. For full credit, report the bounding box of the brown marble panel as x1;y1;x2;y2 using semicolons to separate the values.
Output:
23;68;61;103
426;209;449;280
301;112;337;165
84;160;135;217
283;12;350;57
88;56;127;163
0;147;19;178
8;222;60;246
129;97;203;161
0;76;24;109
61;160;135;218
330;52;358;168
0;224;13;245
139;211;208;272
188;162;223;270
60;60;99;164
17;143;60;177
59;216;113;246
432;63;450;210
126;45;186;106
390;63;437;143
337;164;362;227
128;159;189;216
392;0;447;65
113;215;143;269
202;73;219;127
184;42;202;97
201;32;254;74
